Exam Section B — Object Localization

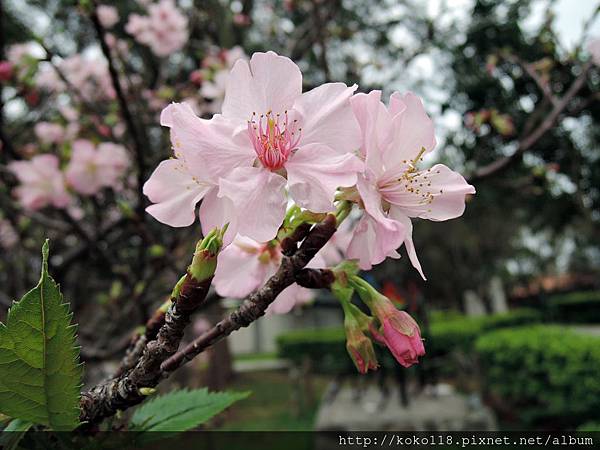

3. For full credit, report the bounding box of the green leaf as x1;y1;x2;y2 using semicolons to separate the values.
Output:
0;419;33;450
130;388;250;433
0;241;82;431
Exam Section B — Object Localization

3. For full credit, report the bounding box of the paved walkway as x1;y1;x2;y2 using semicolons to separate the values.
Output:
315;382;497;431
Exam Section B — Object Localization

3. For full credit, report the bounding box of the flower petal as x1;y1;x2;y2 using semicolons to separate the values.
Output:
350;90;394;172
356;172;387;223
389;208;426;280
222;51;302;123
161;102;254;178
286;143;364;212
382;164;475;221
218;166;287;242
143;159;213;227
266;284;314;315
346;213;405;270
213;237;269;298
293;82;361;154
385;92;437;170
199;188;237;245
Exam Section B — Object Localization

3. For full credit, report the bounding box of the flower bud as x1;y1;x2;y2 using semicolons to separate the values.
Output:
343;306;378;374
188;226;226;281
0;61;13;82
350;276;425;368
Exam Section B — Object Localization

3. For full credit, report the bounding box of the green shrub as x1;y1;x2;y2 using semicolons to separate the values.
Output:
546;291;600;324
425;308;542;359
276;309;541;374
476;326;600;428
577;422;600;432
276;327;351;374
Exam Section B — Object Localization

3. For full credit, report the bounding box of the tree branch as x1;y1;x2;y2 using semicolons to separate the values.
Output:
160;214;338;373
468;61;592;183
88;2;148;219
79;270;214;426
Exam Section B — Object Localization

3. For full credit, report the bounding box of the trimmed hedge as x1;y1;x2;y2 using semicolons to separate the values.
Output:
276;327;351;374
276;309;542;374
546;291;600;324
426;308;542;359
476;326;600;428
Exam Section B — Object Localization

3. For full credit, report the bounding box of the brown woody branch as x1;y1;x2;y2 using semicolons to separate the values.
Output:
79;272;214;426
79;215;338;426
468;61;592;183
89;1;148;219
160;214;338;373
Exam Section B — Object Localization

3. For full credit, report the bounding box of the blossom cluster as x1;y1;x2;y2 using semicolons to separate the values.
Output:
36;54;116;102
145;51;475;278
192;47;248;113
141;52;475;372
8;140;129;211
125;0;188;57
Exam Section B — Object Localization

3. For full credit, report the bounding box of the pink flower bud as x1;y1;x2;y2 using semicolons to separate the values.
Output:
0;61;13;82
350;276;425;368
189;69;203;86
344;316;378;374
378;309;425;368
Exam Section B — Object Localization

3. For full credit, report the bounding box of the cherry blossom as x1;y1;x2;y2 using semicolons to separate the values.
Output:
212;235;324;315
65;140;130;196
346;90;475;277
588;37;600;66
36;54;115;101
144;52;363;243
8;154;71;211
199;47;248;113
0;61;13;81
34;122;65;145
0;219;18;249
125;0;188;57
97;5;120;28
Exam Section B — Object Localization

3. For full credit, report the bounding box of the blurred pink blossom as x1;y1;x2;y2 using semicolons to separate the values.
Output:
66;140;130;196
97;5;120;28
588;37;600;66
8;154;71;210
125;0;188;57
36;55;115;101
0;61;13;82
200;47;248;112
34;122;65;145
0;219;18;249
213;236;323;315
318;219;352;266
233;13;251;26
347;90;475;277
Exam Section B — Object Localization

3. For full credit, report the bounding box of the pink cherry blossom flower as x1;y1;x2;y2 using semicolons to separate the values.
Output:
36;55;115;101
8;154;71;210
588;37;600;66
125;0;188;57
97;4;120;28
347;90;475;277
65;140;130;195
144;52;364;243
212;236;324;315
34;122;65;145
370;306;425;368
0;61;13;82
318;219;353;266
0;218;18;249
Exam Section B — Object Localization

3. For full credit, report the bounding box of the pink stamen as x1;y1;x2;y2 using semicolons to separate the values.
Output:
247;110;301;171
